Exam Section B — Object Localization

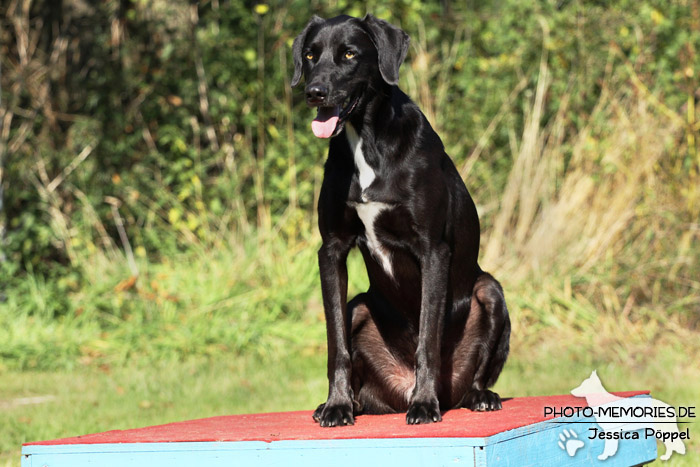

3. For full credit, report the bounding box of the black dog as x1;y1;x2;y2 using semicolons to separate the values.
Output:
292;14;510;427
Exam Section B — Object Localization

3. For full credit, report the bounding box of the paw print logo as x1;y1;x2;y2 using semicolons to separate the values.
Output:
558;428;584;457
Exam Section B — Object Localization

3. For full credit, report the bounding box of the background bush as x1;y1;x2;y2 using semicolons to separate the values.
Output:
0;0;698;370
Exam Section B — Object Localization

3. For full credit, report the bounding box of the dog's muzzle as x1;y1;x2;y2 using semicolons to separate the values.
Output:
308;93;360;139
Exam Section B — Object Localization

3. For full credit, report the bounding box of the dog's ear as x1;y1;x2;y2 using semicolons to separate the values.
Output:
361;14;410;86
291;15;324;87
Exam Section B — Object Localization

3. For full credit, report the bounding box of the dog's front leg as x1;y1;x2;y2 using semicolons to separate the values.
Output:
313;240;355;427
407;243;450;424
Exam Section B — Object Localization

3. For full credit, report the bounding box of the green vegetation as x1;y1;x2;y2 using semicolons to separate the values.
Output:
0;0;698;465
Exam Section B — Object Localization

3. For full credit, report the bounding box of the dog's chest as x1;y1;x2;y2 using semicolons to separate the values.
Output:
346;125;394;278
346;125;376;197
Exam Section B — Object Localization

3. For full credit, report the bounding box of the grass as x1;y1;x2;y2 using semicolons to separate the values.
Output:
1;229;698;465
2;330;698;466
0;353;327;466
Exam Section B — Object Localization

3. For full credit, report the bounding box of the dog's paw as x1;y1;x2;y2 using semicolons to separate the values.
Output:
558;428;585;457
463;389;502;411
312;402;355;427
406;399;442;424
312;402;325;422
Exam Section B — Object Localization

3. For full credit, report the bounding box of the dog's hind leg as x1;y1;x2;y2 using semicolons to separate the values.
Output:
598;438;618;460
444;272;510;411
660;428;686;460
348;293;417;414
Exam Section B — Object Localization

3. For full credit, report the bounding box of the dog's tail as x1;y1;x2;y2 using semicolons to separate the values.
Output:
660;436;686;460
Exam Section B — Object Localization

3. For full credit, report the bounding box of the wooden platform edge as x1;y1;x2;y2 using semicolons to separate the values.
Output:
20;433;657;467
21;395;659;467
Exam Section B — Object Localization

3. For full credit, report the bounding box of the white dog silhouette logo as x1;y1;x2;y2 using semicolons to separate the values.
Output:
570;371;686;461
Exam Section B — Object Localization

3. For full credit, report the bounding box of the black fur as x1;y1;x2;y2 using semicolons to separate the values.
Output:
292;14;511;427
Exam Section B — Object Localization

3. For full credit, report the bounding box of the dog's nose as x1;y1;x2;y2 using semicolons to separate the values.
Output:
305;85;329;104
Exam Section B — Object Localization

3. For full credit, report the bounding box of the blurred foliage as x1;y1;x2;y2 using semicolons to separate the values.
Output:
1;7;699;465
0;0;698;363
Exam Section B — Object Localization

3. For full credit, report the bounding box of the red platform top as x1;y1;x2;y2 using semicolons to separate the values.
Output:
25;391;647;446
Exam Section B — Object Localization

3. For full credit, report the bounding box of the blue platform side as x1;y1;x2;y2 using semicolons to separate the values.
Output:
21;423;657;467
482;420;657;466
22;395;659;467
22;438;486;467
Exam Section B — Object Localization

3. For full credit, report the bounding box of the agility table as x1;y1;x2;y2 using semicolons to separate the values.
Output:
22;392;657;466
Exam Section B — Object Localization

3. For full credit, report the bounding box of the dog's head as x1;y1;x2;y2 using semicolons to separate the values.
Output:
570;370;604;398
291;14;410;138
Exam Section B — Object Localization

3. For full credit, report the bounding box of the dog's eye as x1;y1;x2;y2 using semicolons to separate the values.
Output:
344;51;356;59
305;53;314;60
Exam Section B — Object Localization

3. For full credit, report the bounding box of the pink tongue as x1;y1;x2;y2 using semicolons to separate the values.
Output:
311;107;340;138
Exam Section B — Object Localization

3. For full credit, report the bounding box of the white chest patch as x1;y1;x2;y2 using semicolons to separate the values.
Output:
353;201;394;279
346;124;375;195
346;124;393;279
